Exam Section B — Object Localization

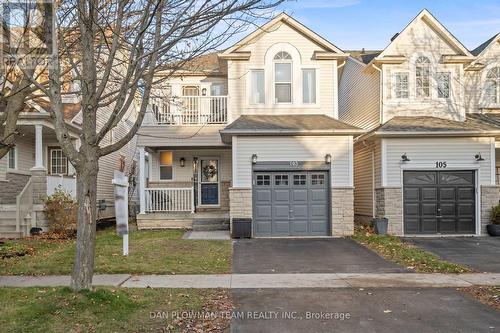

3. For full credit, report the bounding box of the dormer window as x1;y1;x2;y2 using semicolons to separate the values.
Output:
274;51;292;103
485;67;500;104
415;56;431;98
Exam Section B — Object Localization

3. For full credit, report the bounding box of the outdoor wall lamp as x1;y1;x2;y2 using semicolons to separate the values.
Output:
252;154;258;164
179;157;186;167
401;153;410;162
202;88;207;96
325;153;332;164
475;153;484;162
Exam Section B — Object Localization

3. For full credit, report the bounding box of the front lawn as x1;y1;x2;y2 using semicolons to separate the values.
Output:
351;227;471;273
0;229;231;275
0;287;231;333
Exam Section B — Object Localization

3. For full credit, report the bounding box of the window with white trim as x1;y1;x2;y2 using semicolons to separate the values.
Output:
302;69;316;103
8;147;16;169
393;73;409;99
486;67;500;104
159;151;173;180
274;51;292;103
415;56;431;98
437;72;451;98
49;148;68;175
250;70;265;104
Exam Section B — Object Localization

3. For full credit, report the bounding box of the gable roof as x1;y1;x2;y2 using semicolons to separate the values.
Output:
221;12;347;57
163;51;227;76
471;33;500;56
372;9;473;64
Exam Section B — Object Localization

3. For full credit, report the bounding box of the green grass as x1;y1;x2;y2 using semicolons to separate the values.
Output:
351;229;472;273
0;229;231;275
0;287;230;333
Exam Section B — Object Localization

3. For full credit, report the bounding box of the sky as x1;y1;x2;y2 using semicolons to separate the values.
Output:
239;0;500;51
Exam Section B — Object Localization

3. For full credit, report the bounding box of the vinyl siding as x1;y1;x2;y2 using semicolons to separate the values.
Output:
149;148;231;183
353;142;374;217
233;136;352;188
339;57;380;130
384;137;494;187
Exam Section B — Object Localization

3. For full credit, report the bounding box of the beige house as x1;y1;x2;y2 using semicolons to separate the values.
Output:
0;97;138;238
136;13;363;237
339;9;500;236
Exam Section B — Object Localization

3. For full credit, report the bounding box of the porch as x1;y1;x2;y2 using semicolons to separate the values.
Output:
136;147;232;230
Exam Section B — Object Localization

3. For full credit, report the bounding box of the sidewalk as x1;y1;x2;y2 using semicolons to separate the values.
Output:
1;273;499;288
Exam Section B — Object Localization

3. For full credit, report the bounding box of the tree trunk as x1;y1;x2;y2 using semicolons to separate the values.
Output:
70;160;99;290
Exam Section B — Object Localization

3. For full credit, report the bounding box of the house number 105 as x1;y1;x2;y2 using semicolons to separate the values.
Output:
435;161;447;168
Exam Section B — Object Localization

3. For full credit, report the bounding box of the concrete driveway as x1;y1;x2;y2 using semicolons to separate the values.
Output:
231;288;500;333
404;237;500;272
232;238;407;274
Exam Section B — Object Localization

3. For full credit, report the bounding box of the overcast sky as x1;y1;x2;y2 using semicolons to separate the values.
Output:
239;0;500;51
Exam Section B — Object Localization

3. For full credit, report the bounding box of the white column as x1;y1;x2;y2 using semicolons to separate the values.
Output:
34;124;44;169
139;146;146;214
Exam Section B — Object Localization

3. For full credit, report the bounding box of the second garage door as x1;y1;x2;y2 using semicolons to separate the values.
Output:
403;170;476;235
253;171;330;237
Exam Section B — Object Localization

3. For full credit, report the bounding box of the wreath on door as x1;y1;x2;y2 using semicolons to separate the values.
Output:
202;164;217;179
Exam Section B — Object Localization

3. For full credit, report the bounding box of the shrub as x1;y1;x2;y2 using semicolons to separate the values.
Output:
491;203;500;225
43;187;78;237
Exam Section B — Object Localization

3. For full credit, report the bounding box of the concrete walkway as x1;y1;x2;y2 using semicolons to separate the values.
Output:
1;273;500;288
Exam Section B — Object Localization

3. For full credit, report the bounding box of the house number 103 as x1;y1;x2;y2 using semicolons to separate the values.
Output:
435;161;447;168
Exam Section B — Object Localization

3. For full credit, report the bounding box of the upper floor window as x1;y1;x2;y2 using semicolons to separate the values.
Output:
274;51;292;103
302;69;316;103
394;72;409;99
437;72;451;99
415;56;431;98
250;70;265;104
486;67;500;104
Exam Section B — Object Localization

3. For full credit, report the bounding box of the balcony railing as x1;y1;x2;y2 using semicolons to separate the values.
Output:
145;187;194;213
153;96;228;125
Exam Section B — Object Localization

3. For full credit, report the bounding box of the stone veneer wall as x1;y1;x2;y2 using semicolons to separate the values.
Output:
228;188;252;220
331;188;354;236
480;185;500;235
0;173;30;204
375;187;403;235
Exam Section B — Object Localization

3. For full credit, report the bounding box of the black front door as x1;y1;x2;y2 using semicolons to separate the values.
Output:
199;159;219;205
403;170;476;234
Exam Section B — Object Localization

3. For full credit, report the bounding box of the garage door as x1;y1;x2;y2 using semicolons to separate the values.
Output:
253;171;329;237
403;170;476;234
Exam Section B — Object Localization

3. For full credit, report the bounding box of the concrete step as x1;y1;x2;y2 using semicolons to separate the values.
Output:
0;224;18;232
193;219;229;231
0;231;24;239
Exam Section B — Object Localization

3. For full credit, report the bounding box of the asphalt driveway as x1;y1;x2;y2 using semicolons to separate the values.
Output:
232;238;407;274
404;237;500;272
230;288;500;333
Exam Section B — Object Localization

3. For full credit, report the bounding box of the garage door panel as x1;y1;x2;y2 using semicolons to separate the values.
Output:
274;205;290;219
311;189;327;202
274;190;290;202
255;206;272;219
291;220;308;234
293;205;308;218
274;220;291;234
403;170;475;235
255;190;272;203
311;204;327;217
310;221;328;234
254;221;271;234
291;189;308;202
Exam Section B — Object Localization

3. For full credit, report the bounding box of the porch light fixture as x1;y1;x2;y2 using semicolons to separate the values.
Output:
251;154;258;164
401;153;410;162
202;88;207;96
475;153;484;162
179;157;186;167
325;154;332;164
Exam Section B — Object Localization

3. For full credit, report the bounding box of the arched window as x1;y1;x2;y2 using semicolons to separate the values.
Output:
274;51;292;103
485;67;500;104
415;56;431;98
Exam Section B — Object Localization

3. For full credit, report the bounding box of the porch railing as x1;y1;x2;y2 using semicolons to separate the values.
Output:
16;178;33;234
145;187;194;213
47;174;77;198
154;96;228;125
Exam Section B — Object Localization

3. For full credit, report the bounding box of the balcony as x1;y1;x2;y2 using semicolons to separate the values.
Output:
153;96;228;125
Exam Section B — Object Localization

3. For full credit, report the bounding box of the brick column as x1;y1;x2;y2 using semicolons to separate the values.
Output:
480;185;500;235
331;187;354;236
229;188;252;220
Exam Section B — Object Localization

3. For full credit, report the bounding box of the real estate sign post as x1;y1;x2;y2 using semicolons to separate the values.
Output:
113;170;129;256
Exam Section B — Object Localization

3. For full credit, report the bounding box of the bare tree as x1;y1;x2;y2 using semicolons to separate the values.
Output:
30;0;283;291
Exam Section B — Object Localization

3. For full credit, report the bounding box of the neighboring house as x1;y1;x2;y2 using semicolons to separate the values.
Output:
136;13;363;237
0;96;138;238
339;9;500;236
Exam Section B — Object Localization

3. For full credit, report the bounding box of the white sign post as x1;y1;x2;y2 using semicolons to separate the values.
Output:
112;170;129;256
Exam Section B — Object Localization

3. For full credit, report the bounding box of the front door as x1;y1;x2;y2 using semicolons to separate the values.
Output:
199;159;219;206
403;170;476;234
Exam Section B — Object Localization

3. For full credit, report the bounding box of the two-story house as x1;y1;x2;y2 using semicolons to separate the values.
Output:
136;13;363;237
339;9;500;236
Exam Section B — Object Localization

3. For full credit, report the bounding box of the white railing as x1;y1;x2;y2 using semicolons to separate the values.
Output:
16;179;32;234
154;96;228;125
145;187;194;213
47;175;77;198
